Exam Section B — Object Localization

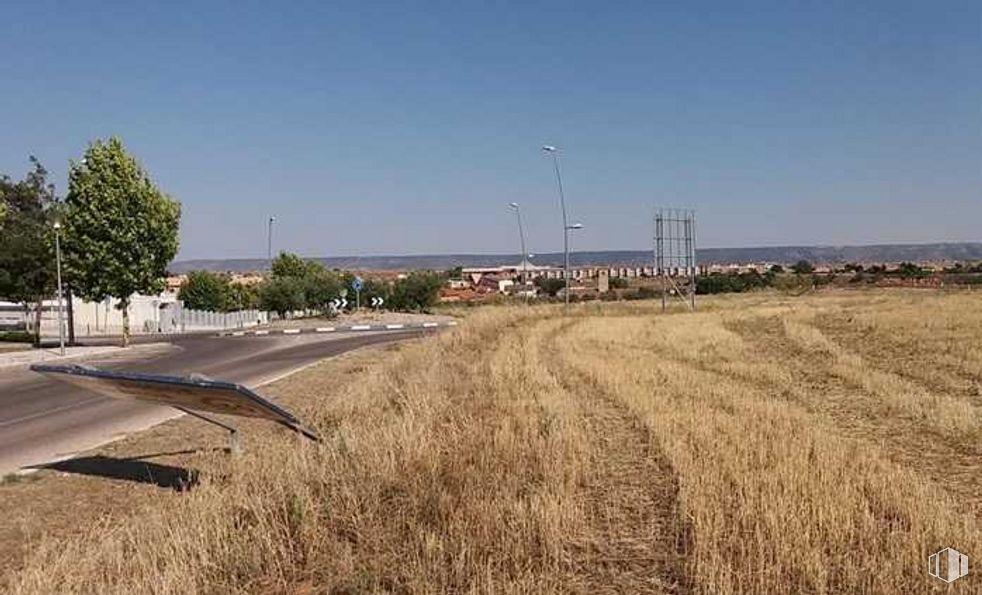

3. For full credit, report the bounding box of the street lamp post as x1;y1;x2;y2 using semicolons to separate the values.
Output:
267;216;275;272
52;221;65;356
565;222;584;305
508;202;529;296
542;145;582;311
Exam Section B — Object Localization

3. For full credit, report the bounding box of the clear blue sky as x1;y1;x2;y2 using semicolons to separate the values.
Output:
2;1;979;260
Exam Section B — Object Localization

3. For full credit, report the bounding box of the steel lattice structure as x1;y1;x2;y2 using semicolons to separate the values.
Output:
654;208;697;310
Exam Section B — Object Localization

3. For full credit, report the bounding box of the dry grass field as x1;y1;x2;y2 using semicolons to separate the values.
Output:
7;289;982;593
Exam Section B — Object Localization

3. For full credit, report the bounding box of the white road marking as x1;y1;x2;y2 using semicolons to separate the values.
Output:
226;321;454;337
255;359;327;387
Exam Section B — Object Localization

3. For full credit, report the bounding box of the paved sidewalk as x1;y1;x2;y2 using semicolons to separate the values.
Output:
0;345;125;369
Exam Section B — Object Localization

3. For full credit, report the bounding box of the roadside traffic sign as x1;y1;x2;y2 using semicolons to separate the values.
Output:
31;364;320;443
352;277;364;310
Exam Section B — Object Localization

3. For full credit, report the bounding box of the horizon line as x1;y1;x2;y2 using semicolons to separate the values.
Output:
173;240;982;263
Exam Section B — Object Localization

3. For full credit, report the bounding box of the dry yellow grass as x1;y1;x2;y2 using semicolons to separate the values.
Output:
8;289;982;593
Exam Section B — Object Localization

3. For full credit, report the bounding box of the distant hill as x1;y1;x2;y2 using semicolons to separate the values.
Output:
169;242;982;274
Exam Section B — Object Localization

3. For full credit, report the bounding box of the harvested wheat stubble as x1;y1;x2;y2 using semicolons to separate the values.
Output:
7;290;982;594
539;319;691;594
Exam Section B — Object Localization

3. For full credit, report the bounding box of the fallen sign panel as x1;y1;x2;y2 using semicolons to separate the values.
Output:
30;363;319;441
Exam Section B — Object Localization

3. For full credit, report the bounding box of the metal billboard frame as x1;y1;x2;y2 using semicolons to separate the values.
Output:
31;364;320;450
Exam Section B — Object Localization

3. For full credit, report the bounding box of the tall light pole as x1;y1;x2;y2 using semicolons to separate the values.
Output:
566;221;584;305
508;202;529;294
266;216;275;272
542;145;582;311
52;221;65;356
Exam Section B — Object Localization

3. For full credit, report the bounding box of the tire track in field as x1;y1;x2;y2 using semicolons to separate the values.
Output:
538;319;692;594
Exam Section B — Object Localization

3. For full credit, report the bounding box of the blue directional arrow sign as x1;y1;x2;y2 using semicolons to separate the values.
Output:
352;276;364;292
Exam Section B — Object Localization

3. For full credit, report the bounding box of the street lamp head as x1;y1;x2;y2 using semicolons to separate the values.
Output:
568;223;583;230
269;216;275;223
541;145;558;153
52;221;62;230
509;202;519;209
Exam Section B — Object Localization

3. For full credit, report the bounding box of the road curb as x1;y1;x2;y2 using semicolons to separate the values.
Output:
217;320;458;337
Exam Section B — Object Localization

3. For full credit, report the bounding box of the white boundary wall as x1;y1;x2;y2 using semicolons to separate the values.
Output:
2;294;269;337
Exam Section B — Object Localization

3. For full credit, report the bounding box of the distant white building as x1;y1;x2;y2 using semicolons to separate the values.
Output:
463;261;556;284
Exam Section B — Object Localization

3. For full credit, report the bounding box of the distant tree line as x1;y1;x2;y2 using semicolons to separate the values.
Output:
697;270;774;295
179;251;444;316
177;271;260;312
693;258;982;296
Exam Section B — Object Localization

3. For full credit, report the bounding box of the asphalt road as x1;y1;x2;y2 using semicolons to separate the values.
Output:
0;329;427;476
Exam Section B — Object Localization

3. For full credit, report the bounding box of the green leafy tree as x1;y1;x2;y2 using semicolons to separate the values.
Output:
534;277;565;297
697;273;744;294
609;277;629;289
63;138;181;346
897;262;927;279
260;276;306;317
442;266;463;280
271;252;322;279
229;283;261;310
739;270;768;289
388;271;442;311
304;270;343;310
695;271;773;295
178;270;232;311
360;278;391;309
791;260;814;275
267;252;343;313
340;271;356;290
0;158;59;346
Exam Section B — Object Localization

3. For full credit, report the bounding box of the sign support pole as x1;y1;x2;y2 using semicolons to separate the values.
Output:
175;406;242;454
